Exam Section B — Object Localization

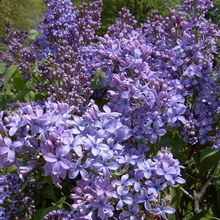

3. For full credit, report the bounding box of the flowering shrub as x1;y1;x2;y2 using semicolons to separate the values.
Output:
0;0;219;219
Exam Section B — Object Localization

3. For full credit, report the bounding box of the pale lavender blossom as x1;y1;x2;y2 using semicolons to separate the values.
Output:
0;137;23;162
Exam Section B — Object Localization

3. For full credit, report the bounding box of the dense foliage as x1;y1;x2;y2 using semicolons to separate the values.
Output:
0;0;219;219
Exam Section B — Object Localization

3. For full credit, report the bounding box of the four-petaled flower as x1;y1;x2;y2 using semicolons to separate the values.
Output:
43;146;71;175
156;162;177;181
0;137;23;162
69;158;90;180
151;199;175;220
90;196;114;219
92;154;119;177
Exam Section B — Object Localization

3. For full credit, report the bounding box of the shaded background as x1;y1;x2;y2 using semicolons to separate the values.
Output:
0;0;219;42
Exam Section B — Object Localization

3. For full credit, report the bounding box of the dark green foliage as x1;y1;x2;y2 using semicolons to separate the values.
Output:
207;0;220;26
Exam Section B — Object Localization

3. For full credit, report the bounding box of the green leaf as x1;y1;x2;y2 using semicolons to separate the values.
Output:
13;73;26;91
0;46;8;52
28;29;40;40
212;176;220;186
170;187;182;209
5;165;17;174
168;187;182;220
199;147;220;175
24;90;35;102
0;62;6;74
189;208;213;220
0;93;14;109
3;65;17;86
212;190;220;217
34;93;47;101
159;129;187;163
15;86;32;101
52;196;67;208
90;69;105;89
200;147;217;162
42;187;57;202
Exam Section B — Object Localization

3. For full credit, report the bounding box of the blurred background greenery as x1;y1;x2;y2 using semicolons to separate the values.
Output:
0;0;219;42
0;0;46;41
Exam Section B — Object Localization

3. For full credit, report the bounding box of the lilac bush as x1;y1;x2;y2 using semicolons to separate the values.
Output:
0;100;184;219
0;0;219;219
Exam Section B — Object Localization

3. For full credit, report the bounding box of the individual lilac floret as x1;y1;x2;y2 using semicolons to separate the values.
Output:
43;146;72;176
95;178;115;197
145;179;167;197
69;158;90;180
135;188;156;211
0;137;23;162
156;162;178;182
112;174;134;193
90;196;114;219
137;160;152;179
113;187;133;210
151;200;175;220
92;153;119;178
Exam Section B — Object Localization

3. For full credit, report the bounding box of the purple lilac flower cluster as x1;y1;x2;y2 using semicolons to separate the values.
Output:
91;0;220;148
96;34;187;143
2;0;219;148
0;174;35;219
4;22;36;80
91;10;187;144
141;0;220;147
32;0;103;110
34;0;102;59
0;100;184;219
36;50;93;114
